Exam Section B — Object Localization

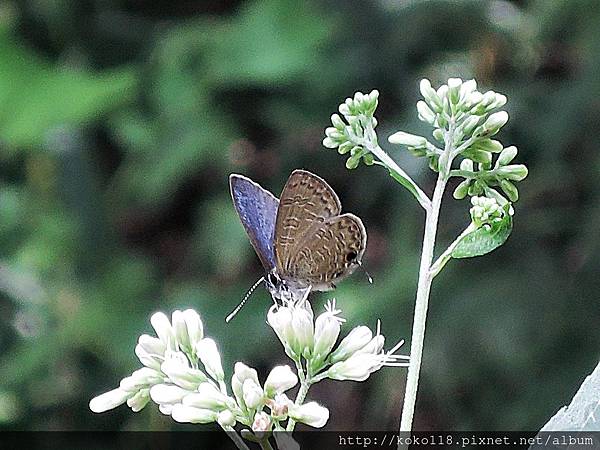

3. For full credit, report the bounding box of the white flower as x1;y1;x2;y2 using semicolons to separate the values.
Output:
150;312;177;351
267;305;296;356
137;334;166;356
416;101;436;124
329;326;372;363
171;404;218;424
264;365;298;397
242;379;264;409
482;111;509;134
195;338;224;381
268;393;292;418
161;352;206;390
327;326;409;382
134;343;163;371
217;409;236;427
126;388;150;412
290;303;314;357
312;300;344;365
183;382;233;411
89;388;131;413
119;367;163;392
231;362;260;411
149;384;188;405
470;196;504;228
288;401;329;428
252;411;272;432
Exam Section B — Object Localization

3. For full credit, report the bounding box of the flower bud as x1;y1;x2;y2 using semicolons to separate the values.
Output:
291;305;314;357
496;164;528;181
183;309;203;349
89;388;131;413
464;149;492;166
242;379;264;409
264;365;298;397
119;367;163;392
171;404;218;424
268;393;292;419
497;146;518;166
322;137;337;149
330;326;372;363
447;78;462;104
150;312;177;351
482;111;508;135
460;158;474;171
232;362;260;411
331;113;345;130
134;344;162;371
217;409;236;427
138;334;166;356
416;101;436;124
500;179;519;202
458;115;481;136
388;131;428;148
419;79;442;111
288;402;329;428
183;382;233;411
312;303;343;365
196;338;224;382
161;357;207;390
459;79;477;102
149;384;188;405
327;353;382;381
126;388;150;412
252;411;272;432
432;128;444;143
471;139;503;153
267;306;296;357
453;180;471;200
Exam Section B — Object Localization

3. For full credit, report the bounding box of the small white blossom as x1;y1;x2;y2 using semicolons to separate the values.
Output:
149;384;188;405
150;312;177;351
232;362;260;411
126;388;150;412
268;393;292;419
89;388;131;413
329;326;372;363
252;411;272;432
312;300;344;365
264;365;298;397
171;404;218;424
288;402;329;428
217;409;236;427
470;196;505;228
388;131;428;148
242;379;264;409
195;338;224;382
182;382;233;411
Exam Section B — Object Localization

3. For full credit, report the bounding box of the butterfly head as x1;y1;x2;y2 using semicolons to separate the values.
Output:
265;270;310;305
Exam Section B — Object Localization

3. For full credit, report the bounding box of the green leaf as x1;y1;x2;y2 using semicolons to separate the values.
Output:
452;208;513;259
0;37;137;149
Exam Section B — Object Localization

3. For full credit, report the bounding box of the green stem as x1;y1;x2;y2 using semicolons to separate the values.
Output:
398;123;456;444
221;425;251;450
286;359;311;432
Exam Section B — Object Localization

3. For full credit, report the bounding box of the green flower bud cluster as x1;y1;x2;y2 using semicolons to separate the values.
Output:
322;90;379;169
469;196;507;229
453;145;528;203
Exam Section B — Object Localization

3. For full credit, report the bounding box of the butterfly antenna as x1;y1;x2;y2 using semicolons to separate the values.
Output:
357;261;373;284
225;276;265;323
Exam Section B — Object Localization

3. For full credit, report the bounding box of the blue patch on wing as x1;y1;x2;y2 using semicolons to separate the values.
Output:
230;174;279;271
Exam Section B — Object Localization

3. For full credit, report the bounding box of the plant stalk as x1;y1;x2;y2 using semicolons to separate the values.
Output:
222;426;251;450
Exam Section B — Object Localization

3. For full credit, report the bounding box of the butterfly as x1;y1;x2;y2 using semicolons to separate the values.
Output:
227;169;367;321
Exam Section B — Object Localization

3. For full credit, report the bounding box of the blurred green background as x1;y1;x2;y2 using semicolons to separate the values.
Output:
0;0;599;432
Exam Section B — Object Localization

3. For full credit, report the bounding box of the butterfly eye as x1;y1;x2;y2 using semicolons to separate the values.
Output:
346;251;358;262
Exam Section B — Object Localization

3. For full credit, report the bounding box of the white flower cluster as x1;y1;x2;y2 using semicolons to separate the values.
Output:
268;300;408;382
88;310;329;431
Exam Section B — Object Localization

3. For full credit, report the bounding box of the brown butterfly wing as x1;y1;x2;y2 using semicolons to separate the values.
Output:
285;213;366;289
274;170;341;273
